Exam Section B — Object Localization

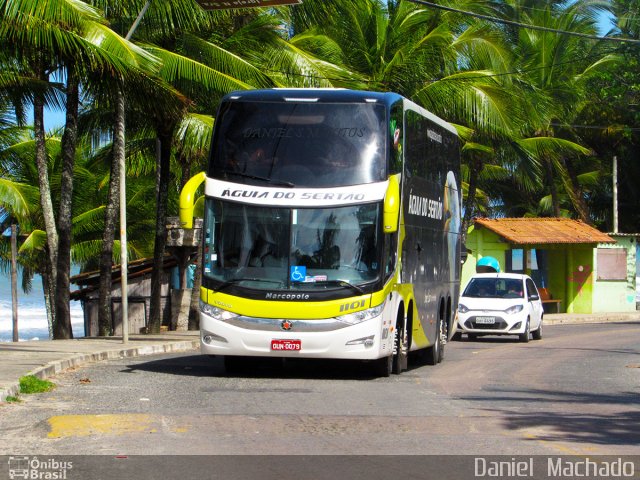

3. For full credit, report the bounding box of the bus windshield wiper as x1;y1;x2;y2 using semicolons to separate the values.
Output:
312;280;366;296
215;277;284;292
218;169;294;188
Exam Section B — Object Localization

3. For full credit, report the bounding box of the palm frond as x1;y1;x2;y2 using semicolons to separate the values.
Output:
0;178;39;221
144;44;255;96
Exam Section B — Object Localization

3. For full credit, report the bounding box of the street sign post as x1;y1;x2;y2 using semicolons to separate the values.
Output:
195;0;301;9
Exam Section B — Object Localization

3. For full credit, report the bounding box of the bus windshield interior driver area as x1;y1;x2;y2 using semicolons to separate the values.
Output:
180;88;461;377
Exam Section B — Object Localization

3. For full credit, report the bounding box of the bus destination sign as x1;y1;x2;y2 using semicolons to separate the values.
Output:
195;0;301;9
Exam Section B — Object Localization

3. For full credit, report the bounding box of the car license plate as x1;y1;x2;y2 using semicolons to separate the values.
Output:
271;339;301;351
475;317;496;324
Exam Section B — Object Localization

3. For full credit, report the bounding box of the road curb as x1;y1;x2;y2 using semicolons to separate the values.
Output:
0;339;199;403
544;314;640;326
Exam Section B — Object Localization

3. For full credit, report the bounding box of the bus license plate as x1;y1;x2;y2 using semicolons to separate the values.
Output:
475;317;496;324
271;339;302;351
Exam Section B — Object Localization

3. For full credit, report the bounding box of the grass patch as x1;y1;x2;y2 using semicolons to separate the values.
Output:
5;395;21;403
19;375;55;394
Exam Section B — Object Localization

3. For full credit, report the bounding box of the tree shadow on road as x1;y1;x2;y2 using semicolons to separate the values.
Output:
502;409;640;446
461;387;640;447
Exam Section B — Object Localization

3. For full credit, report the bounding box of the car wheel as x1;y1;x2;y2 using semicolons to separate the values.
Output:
532;317;543;340
519;318;530;343
452;331;462;341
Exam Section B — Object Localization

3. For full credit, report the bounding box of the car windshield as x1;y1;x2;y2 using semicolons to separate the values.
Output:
203;199;382;292
463;278;524;299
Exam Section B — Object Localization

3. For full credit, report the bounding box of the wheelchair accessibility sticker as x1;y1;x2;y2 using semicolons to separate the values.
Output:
290;266;306;282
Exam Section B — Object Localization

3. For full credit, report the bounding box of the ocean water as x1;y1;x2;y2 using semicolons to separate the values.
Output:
0;271;84;342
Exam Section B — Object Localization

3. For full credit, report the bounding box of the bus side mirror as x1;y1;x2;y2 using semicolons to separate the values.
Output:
383;174;400;233
179;171;206;229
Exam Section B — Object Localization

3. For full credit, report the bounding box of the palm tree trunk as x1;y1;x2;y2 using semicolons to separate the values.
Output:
461;157;480;245
545;158;561;217
148;125;174;333
97;89;124;336
564;158;591;224
33;63;58;330
41;263;54;338
178;147;201;330
54;66;79;340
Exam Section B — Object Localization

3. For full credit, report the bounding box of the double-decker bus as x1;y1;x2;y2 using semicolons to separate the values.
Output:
180;89;461;376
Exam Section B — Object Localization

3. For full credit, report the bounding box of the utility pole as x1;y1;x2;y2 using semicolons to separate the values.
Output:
613;155;618;233
117;0;151;344
11;224;18;342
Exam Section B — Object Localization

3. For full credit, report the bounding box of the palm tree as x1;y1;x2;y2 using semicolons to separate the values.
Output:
275;0;530;232
0;0;159;338
77;1;278;334
499;0;615;220
0;115;41;291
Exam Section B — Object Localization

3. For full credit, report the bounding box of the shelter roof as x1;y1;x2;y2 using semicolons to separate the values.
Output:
473;217;616;245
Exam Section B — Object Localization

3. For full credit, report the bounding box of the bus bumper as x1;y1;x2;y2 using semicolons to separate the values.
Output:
199;312;390;360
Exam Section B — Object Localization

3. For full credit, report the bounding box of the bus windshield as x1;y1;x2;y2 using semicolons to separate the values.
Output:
203;199;382;292
210;101;387;187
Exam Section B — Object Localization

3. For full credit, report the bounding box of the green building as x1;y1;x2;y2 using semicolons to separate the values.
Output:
462;218;638;314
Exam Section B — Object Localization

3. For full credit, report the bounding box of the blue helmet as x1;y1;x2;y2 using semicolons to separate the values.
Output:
476;256;500;273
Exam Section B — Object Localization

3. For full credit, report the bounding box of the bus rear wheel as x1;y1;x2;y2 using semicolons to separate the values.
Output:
392;315;409;374
425;317;445;365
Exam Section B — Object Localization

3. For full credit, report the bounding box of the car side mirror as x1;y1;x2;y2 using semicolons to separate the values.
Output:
529;294;539;301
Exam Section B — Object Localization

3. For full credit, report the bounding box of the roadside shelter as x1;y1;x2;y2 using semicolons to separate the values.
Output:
70;256;176;336
463;218;637;314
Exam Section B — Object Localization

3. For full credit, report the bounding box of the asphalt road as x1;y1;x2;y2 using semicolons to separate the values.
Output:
1;322;638;461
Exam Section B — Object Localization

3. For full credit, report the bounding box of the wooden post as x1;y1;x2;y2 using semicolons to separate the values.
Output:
11;224;18;342
613;155;618;233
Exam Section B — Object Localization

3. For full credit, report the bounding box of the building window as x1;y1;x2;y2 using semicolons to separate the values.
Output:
597;248;627;280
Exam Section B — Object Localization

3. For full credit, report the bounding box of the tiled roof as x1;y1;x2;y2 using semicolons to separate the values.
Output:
473;217;616;245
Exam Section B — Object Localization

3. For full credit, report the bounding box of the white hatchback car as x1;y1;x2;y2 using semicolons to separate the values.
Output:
456;273;543;342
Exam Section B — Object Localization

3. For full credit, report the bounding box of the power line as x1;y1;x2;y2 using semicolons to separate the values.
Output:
408;0;640;44
550;122;640;131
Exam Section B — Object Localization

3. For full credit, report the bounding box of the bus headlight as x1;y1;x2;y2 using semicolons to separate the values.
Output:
199;300;239;321
335;302;385;325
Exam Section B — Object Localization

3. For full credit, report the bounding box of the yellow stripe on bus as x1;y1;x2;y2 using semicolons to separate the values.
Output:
201;287;375;319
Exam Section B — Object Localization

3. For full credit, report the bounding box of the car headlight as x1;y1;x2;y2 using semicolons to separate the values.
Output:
458;303;469;314
336;301;385;325
200;300;239;321
505;304;523;315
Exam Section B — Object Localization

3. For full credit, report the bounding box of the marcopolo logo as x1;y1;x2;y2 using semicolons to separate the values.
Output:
8;457;73;479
